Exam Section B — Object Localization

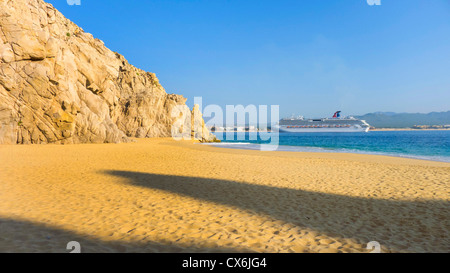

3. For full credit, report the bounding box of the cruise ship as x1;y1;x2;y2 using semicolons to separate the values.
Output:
276;111;370;133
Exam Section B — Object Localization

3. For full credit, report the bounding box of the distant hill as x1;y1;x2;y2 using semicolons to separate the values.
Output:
355;111;450;128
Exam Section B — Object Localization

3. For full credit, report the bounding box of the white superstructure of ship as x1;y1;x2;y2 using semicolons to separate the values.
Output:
276;111;370;133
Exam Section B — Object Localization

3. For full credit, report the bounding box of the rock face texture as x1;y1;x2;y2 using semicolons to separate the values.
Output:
0;0;215;144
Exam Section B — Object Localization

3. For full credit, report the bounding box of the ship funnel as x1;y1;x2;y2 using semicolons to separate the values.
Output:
332;111;341;118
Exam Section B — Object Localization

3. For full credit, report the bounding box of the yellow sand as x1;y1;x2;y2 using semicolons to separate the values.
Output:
0;138;449;253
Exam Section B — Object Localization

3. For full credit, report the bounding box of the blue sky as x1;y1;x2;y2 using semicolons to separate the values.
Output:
48;0;450;118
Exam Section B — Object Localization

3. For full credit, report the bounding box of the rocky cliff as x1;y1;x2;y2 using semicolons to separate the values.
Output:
0;0;215;144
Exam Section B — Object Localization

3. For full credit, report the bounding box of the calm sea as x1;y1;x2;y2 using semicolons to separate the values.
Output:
210;130;450;163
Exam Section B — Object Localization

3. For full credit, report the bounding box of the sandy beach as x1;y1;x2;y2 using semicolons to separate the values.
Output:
0;138;449;253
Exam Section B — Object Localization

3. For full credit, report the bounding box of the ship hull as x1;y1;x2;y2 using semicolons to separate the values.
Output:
276;126;369;133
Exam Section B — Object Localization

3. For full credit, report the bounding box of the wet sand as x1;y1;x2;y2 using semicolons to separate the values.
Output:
0;138;449;253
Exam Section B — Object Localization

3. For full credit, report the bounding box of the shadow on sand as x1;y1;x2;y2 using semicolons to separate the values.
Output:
103;170;449;253
2;171;447;253
0;217;248;253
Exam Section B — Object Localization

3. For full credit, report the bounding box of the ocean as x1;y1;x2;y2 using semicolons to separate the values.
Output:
209;130;450;163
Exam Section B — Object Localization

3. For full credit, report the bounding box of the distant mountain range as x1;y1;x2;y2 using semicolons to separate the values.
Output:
355;111;450;128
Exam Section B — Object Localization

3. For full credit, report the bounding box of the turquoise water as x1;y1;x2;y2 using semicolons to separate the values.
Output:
210;130;450;163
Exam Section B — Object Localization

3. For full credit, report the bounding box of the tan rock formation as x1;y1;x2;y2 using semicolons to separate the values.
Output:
0;0;216;144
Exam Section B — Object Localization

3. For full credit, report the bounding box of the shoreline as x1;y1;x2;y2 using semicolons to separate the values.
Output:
1;138;449;253
211;128;450;133
370;128;450;131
